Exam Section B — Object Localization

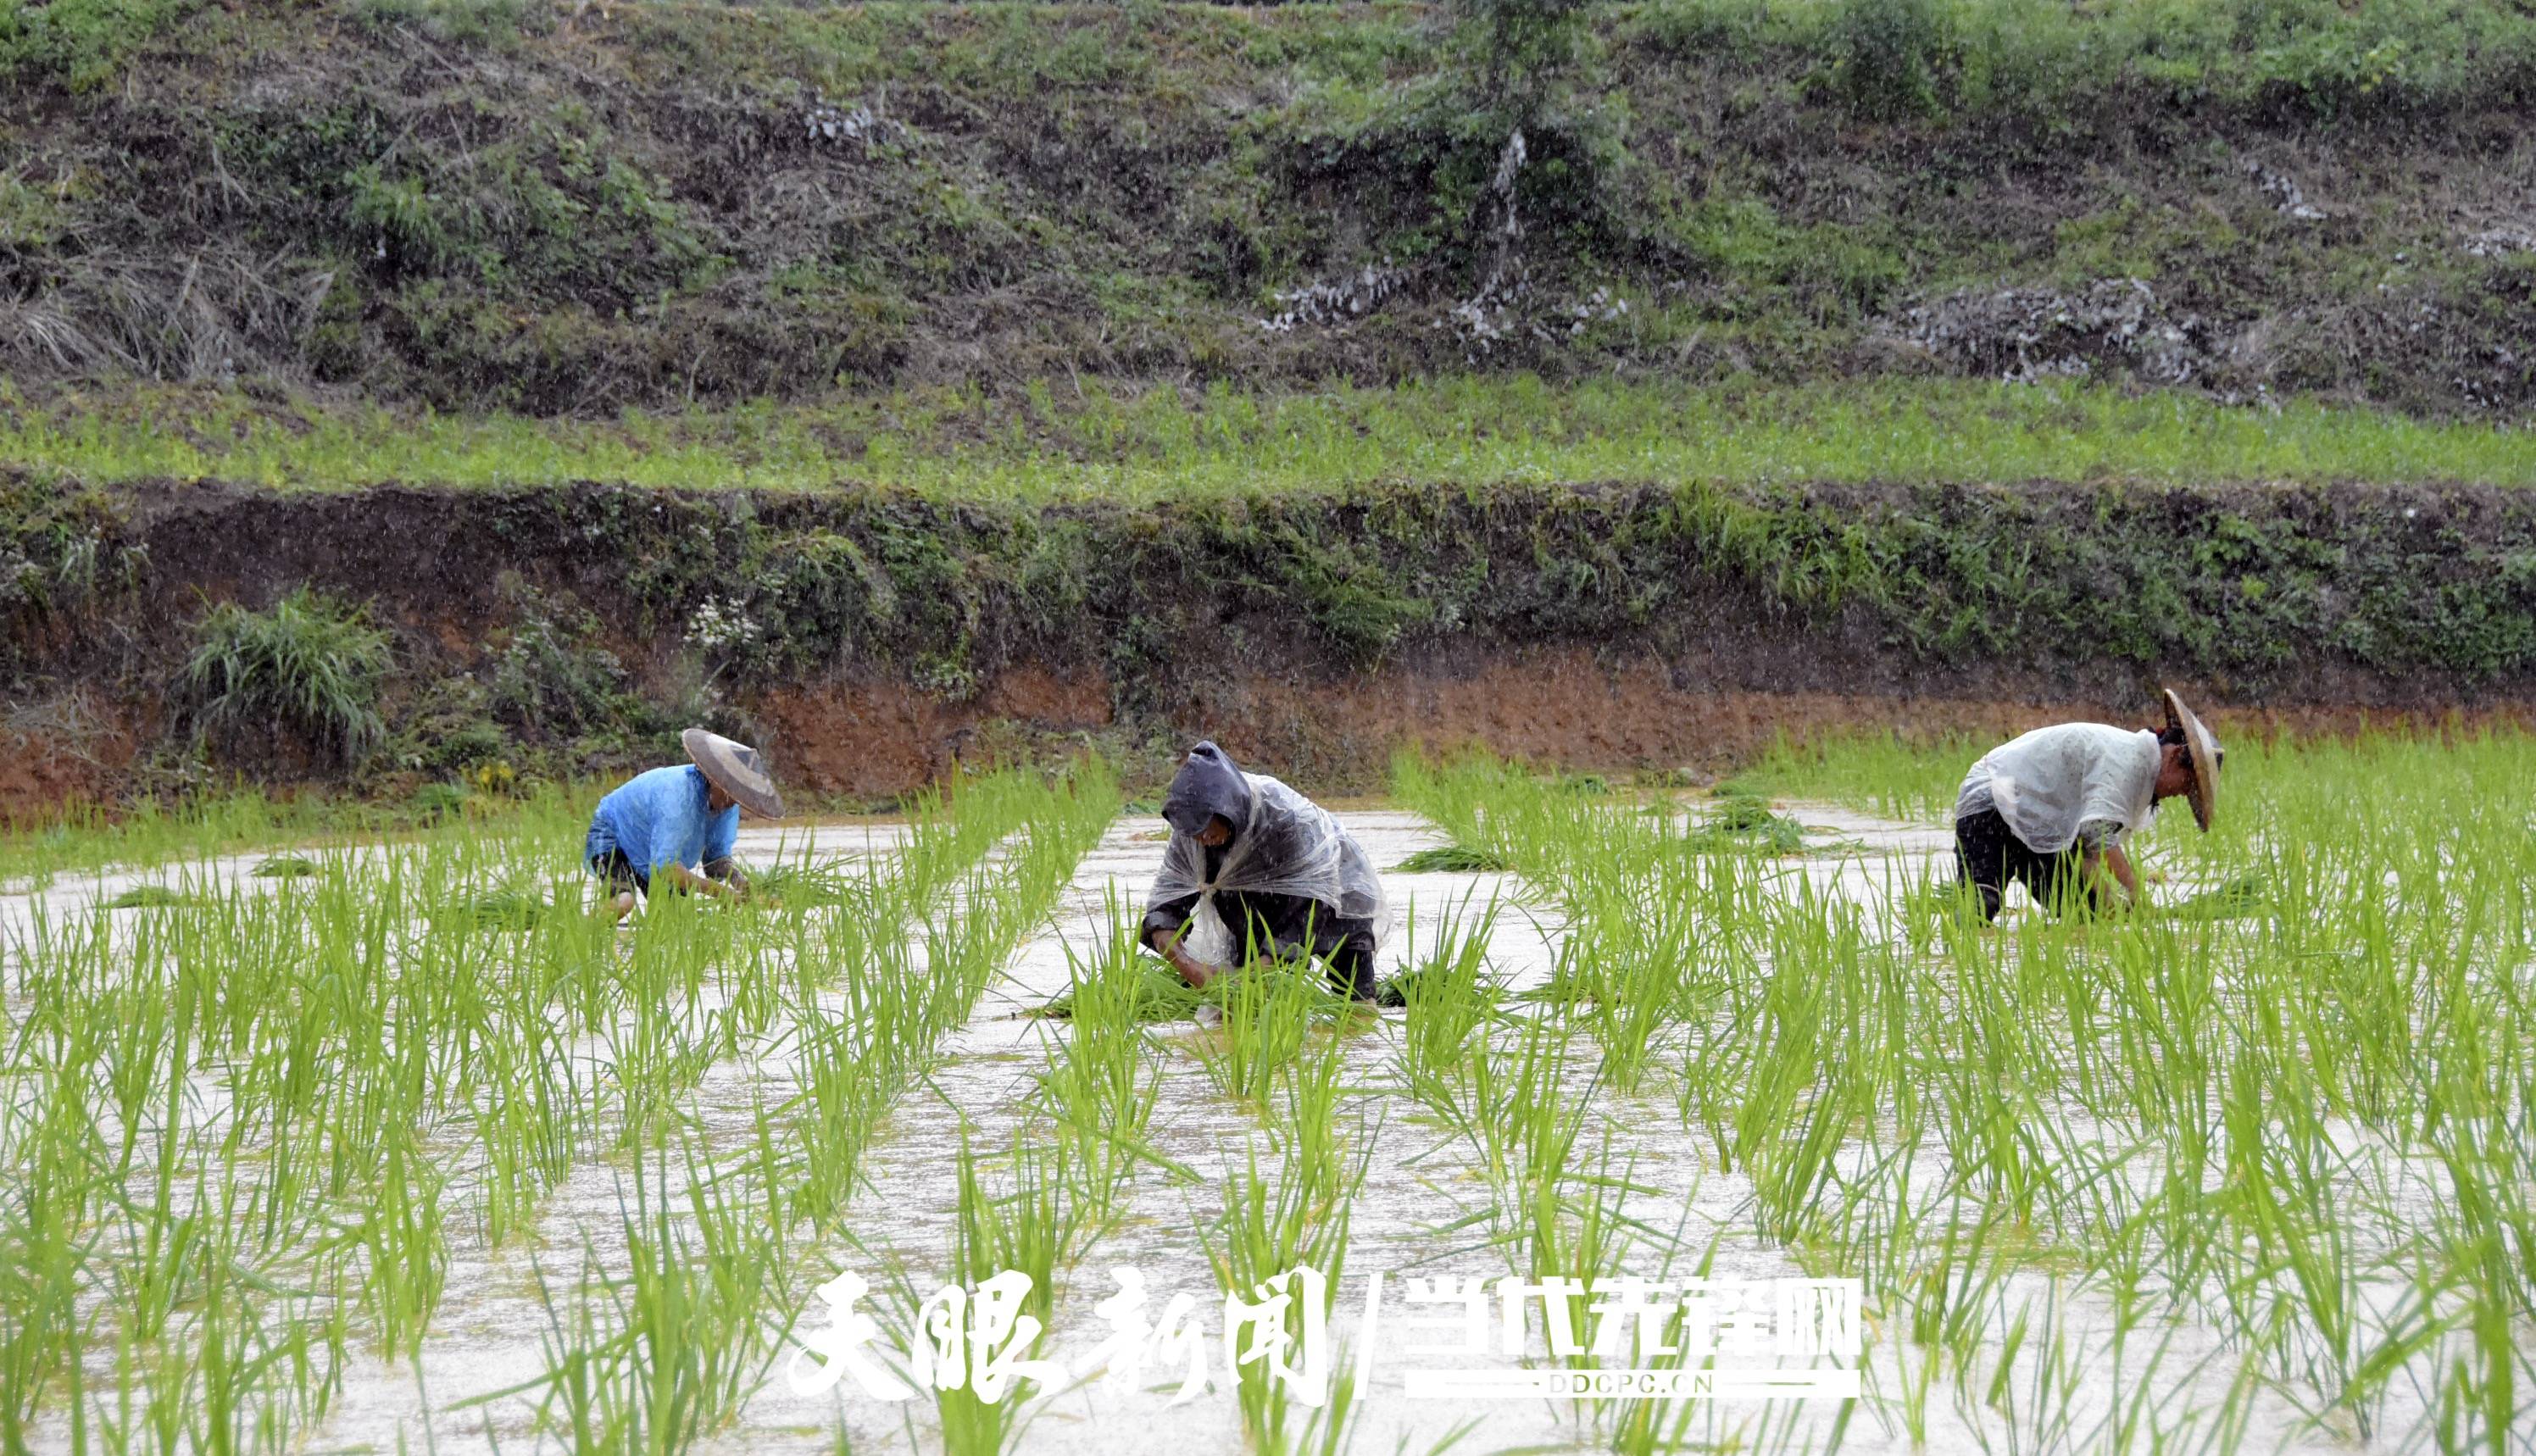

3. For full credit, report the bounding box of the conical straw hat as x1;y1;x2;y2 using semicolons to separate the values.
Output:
2161;689;2221;831
682;728;784;819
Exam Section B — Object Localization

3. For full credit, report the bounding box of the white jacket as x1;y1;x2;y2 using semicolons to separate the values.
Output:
1956;723;2160;855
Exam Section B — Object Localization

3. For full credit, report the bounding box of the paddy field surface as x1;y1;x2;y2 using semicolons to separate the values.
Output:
1;736;2529;1454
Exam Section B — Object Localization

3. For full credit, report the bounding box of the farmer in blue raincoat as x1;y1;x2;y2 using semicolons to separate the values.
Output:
585;729;783;921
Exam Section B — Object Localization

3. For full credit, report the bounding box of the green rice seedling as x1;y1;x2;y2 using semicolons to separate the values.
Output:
2151;870;2270;921
748;860;870;912
481;1142;794;1453
436;883;551;932
1029;954;1210;1022
354;1127;450;1359
787;761;1118;1231
1392;844;1510;874
1390;894;1504;1109
1035;893;1176;1220
920;1126;1086;1456
1204;1129;1371;1456
1194;943;1324;1112
101;883;197;909
1726;728;1982;820
1682;793;1809;855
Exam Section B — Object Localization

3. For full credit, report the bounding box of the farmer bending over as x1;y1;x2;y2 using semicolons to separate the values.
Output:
587;729;783;922
1143;741;1388;1001
1950;689;2222;921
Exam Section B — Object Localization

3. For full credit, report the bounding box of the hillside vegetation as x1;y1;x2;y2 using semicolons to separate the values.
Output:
2;0;2533;422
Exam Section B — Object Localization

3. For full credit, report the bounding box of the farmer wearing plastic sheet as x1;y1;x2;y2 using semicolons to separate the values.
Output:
585;729;782;922
1949;689;2222;921
1143;741;1389;1001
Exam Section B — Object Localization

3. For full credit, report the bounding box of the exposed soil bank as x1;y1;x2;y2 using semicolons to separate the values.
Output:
11;475;2536;816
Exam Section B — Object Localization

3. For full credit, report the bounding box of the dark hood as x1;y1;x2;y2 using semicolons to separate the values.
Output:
1161;741;1249;840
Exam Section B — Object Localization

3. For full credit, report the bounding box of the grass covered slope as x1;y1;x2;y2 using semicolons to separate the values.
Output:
1;0;2533;415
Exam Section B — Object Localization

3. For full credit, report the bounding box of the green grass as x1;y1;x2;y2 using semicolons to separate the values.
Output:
8;378;2533;501
181;587;394;765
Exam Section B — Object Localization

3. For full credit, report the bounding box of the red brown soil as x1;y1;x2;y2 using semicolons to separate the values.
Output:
746;646;2536;800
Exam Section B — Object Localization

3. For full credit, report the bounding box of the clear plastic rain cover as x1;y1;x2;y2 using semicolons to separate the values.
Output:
1146;743;1388;965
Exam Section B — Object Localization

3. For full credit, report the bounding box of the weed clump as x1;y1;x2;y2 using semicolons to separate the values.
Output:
183;588;392;767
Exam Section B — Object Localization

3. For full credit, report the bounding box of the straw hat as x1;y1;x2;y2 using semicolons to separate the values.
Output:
2161;689;2222;831
682;728;784;819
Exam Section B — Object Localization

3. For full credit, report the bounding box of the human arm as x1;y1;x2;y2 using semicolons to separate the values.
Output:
2075;820;2142;910
659;862;741;900
1143;895;1226;987
651;797;752;903
2104;843;2141;905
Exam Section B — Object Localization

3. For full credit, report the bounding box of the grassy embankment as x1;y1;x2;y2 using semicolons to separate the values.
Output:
4;379;2533;498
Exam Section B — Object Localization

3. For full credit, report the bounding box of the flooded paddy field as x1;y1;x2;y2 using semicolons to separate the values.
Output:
3;737;2531;1455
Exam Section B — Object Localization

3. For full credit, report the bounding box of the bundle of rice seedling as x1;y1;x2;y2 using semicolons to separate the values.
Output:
748;864;865;909
2159;872;2270;921
1682;793;1810;854
253;855;320;879
105;885;197;909
437;886;549;932
1373;960;1501;1011
1393;845;1510;873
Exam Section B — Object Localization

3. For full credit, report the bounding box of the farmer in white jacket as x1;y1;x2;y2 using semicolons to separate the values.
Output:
1951;689;2222;920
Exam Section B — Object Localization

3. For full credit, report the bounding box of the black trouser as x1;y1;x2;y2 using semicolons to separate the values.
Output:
590;847;649;897
1952;808;2100;922
1221;911;1380;1002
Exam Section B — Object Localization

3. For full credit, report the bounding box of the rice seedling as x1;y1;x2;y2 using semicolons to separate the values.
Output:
250;853;321;879
1393;731;2536;1452
1392;845;1510;874
434;883;552;932
100;884;197;909
1033;894;1179;1222
1194;959;1323;1111
747;860;870;911
1389;894;1504;1110
12;719;2536;1454
1204;1126;1372;1456
1682;793;1810;855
